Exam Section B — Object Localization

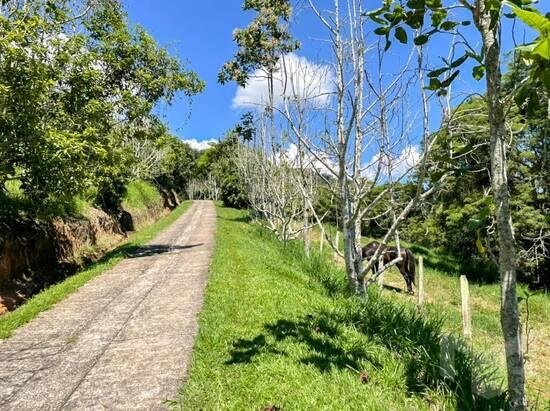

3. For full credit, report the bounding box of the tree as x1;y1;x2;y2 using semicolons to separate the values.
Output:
404;89;548;287
218;0;300;88
275;0;448;294
220;0;311;239
0;0;204;217
218;0;299;146
156;136;199;196
0;0;112;215
369;0;548;407
85;0;204;211
194;135;249;209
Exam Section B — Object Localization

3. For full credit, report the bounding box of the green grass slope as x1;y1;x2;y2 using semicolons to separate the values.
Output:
122;179;164;212
314;228;550;404
376;244;550;405
179;206;509;410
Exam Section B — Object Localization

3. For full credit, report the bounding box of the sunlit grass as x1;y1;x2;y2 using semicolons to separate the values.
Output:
312;224;550;403
179;206;507;410
122;179;163;212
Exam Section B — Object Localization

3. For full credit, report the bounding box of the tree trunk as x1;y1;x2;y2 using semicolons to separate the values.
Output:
475;2;527;408
342;188;359;291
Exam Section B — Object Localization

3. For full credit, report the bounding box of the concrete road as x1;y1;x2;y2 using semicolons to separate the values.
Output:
0;200;216;410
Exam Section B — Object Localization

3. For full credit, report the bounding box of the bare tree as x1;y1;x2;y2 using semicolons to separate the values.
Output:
186;175;220;201
235;128;313;244
124;135;167;180
274;0;448;295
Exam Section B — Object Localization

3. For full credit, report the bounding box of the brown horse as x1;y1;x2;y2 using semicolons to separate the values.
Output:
361;241;416;294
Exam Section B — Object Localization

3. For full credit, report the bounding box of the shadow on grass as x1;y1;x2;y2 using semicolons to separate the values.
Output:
405;243;499;284
227;234;507;409
339;293;507;410
225;335;287;365
226;297;507;410
382;284;406;294
227;312;381;374
217;214;252;224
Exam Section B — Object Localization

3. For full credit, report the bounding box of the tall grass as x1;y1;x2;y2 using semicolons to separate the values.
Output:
258;226;508;409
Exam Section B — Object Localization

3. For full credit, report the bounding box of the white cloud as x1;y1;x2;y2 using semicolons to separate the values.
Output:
283;143;337;176
182;138;217;151
363;146;421;181
393;146;421;178
233;53;334;110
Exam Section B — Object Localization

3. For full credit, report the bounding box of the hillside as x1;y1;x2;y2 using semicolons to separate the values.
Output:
179;205;549;409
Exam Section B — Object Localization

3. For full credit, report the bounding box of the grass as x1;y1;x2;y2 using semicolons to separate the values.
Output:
179;206;509;410
0;201;192;340
122;180;163;212
313;227;550;405
372;242;550;406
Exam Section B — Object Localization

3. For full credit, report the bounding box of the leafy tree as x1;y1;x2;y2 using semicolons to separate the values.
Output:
218;0;299;150
218;0;299;87
0;0;204;217
368;0;548;406
0;1;111;215
84;1;204;211
156;136;199;195
195;134;249;209
234;112;257;143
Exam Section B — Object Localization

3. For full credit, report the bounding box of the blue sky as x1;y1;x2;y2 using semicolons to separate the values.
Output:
122;0;251;147
122;1;546;150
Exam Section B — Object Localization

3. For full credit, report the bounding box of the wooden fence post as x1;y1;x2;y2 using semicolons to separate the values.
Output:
417;256;425;306
460;275;472;340
319;226;325;254
376;255;384;288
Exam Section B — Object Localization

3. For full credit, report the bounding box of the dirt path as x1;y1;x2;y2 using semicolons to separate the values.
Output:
0;200;216;410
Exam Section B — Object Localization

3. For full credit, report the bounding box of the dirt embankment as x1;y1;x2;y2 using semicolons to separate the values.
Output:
0;190;181;315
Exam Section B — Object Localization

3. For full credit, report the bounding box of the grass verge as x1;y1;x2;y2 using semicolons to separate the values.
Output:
0;201;192;339
312;227;550;403
367;242;550;405
179;206;507;410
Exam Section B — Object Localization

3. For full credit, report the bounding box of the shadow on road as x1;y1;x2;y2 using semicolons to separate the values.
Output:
128;243;203;258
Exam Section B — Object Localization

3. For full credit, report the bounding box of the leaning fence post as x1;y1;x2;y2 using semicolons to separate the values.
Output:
417;256;425;306
460;275;472;340
319;226;325;254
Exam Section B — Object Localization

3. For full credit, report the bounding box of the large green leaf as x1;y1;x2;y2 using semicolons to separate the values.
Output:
414;34;429;45
504;1;550;34
394;26;408;43
532;37;550;60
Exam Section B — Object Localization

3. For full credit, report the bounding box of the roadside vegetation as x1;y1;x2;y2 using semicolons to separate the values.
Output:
1;0;547;408
0;0;203;220
121;180;164;214
0;1;204;318
210;0;548;405
378;253;550;406
179;206;550;410
0;201;192;339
